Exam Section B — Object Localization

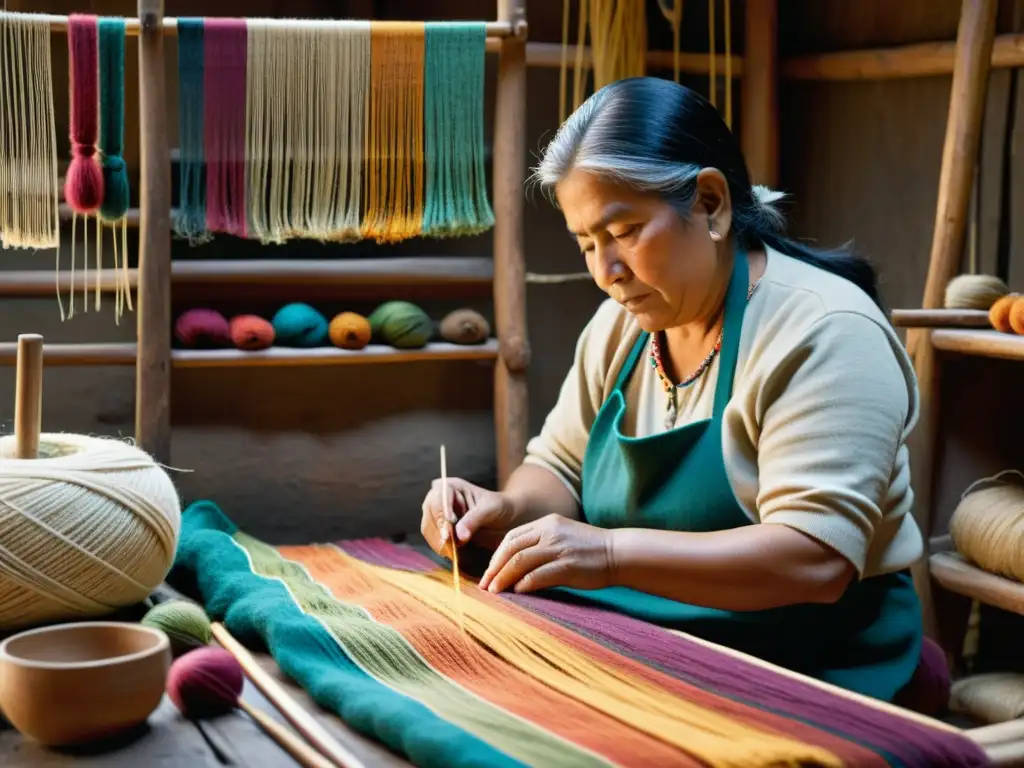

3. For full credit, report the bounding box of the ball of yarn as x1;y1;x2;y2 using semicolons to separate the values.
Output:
944;274;1009;310
0;434;182;630
368;301;433;349
175;309;231;348
894;636;950;716
229;314;275;351
141;600;212;657
272;303;328;348
328;312;371;350
439;309;490;345
990;294;1019;333
167;647;244;719
1010;298;1024;335
64;154;104;214
950;473;1024;582
950;673;1024;724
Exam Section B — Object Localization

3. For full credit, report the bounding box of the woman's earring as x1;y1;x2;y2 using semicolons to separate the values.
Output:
708;221;723;242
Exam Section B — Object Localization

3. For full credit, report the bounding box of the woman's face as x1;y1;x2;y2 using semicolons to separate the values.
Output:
554;168;729;332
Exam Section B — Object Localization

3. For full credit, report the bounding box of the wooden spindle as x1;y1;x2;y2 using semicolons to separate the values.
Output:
14;334;43;459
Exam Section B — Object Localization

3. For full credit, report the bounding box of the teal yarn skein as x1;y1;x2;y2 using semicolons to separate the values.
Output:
174;19;208;242
368;301;434;349
141;600;212;657
272;303;329;347
98;18;130;221
422;22;493;237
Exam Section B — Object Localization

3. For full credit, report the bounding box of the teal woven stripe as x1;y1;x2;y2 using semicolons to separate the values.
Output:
173;500;527;768
98;18;129;220
423;22;494;237
174;18;208;241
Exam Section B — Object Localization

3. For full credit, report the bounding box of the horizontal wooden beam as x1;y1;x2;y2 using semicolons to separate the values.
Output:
783;32;1024;81
889;308;991;328
0;341;499;367
0;258;495;297
524;42;744;77
931;551;1024;617
931;329;1024;360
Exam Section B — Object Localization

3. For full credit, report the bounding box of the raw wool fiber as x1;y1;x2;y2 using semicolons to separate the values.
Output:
0;11;60;250
174;499;990;768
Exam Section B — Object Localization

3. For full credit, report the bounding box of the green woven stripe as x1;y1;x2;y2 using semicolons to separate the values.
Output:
422;22;494;237
232;532;610;768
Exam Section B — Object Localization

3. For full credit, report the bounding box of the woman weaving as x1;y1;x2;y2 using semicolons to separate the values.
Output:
421;77;925;703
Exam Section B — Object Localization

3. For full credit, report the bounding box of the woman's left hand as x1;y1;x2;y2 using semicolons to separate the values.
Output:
478;514;615;594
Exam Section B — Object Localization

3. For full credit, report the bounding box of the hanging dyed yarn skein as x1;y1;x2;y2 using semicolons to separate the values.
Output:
98;17;134;323
63;14;104;320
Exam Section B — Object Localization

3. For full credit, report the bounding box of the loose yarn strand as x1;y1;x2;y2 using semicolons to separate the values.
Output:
0;13;59;250
707;0;716;107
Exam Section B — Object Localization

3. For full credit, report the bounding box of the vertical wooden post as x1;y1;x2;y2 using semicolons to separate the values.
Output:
493;0;530;488
911;0;997;644
14;334;43;460
741;0;778;187
135;0;173;464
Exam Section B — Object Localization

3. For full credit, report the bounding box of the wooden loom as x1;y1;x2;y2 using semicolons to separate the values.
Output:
3;0;1024;764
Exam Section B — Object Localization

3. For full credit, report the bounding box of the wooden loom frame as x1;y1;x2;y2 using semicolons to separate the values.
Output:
3;0;1023;763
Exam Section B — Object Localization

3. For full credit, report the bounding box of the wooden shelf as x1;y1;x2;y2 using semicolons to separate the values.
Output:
930;552;1024;616
0;258;494;298
931;329;1024;361
0;341;498;367
890;308;991;328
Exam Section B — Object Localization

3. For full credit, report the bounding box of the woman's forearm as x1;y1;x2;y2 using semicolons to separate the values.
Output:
503;463;582;526
609;523;856;611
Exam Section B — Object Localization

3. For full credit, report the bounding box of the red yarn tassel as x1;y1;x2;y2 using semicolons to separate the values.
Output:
65;14;104;214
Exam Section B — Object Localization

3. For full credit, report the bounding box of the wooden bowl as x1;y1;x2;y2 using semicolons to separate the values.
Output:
0;621;171;746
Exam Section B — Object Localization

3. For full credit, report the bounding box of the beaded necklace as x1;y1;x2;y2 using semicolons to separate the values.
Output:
649;278;761;429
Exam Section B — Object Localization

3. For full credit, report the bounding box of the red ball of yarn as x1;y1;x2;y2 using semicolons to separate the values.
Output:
229;314;275;351
167;647;244;719
175;309;231;348
64;155;105;213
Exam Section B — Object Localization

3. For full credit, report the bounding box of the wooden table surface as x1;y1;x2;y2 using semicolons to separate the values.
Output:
1;651;411;767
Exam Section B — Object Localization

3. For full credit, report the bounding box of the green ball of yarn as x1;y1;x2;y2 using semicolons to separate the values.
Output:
368;301;434;349
272;303;328;348
141;600;212;657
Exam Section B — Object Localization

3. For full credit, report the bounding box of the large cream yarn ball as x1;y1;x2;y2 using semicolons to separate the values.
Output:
0;433;182;630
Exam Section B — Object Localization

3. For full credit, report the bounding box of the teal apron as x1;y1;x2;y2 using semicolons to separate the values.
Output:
551;251;923;702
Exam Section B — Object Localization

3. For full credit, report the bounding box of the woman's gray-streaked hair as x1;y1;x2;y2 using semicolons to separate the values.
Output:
530;81;787;235
528;76;882;308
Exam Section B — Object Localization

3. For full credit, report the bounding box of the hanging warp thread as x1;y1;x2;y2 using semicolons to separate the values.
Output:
362;22;426;243
422;23;494;237
707;0;732;128
0;12;60;250
98;17;133;323
63;14;104;320
175;500;992;768
204;19;248;237
655;0;683;83
175;19;209;243
244;19;370;243
559;0;647;119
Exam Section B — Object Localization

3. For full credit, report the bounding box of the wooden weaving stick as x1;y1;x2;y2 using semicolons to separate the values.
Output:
440;444;465;632
235;698;336;768
14;333;43;460
211;622;367;768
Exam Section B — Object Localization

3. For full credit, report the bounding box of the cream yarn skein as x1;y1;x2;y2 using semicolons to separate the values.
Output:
950;469;1024;582
0;433;182;629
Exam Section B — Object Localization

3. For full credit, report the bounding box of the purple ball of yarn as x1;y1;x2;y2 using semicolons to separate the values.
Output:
175;309;231;349
894;636;951;716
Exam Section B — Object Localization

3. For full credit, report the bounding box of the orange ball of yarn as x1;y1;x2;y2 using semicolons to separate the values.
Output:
989;294;1018;333
229;315;275;351
1010;298;1024;335
329;312;372;350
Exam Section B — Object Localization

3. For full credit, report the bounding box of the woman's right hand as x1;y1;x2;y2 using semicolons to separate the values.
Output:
420;477;518;558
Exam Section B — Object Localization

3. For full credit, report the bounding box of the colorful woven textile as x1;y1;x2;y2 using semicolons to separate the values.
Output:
174;500;990;768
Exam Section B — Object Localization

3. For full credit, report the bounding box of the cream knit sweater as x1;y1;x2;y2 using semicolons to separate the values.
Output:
523;247;924;578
